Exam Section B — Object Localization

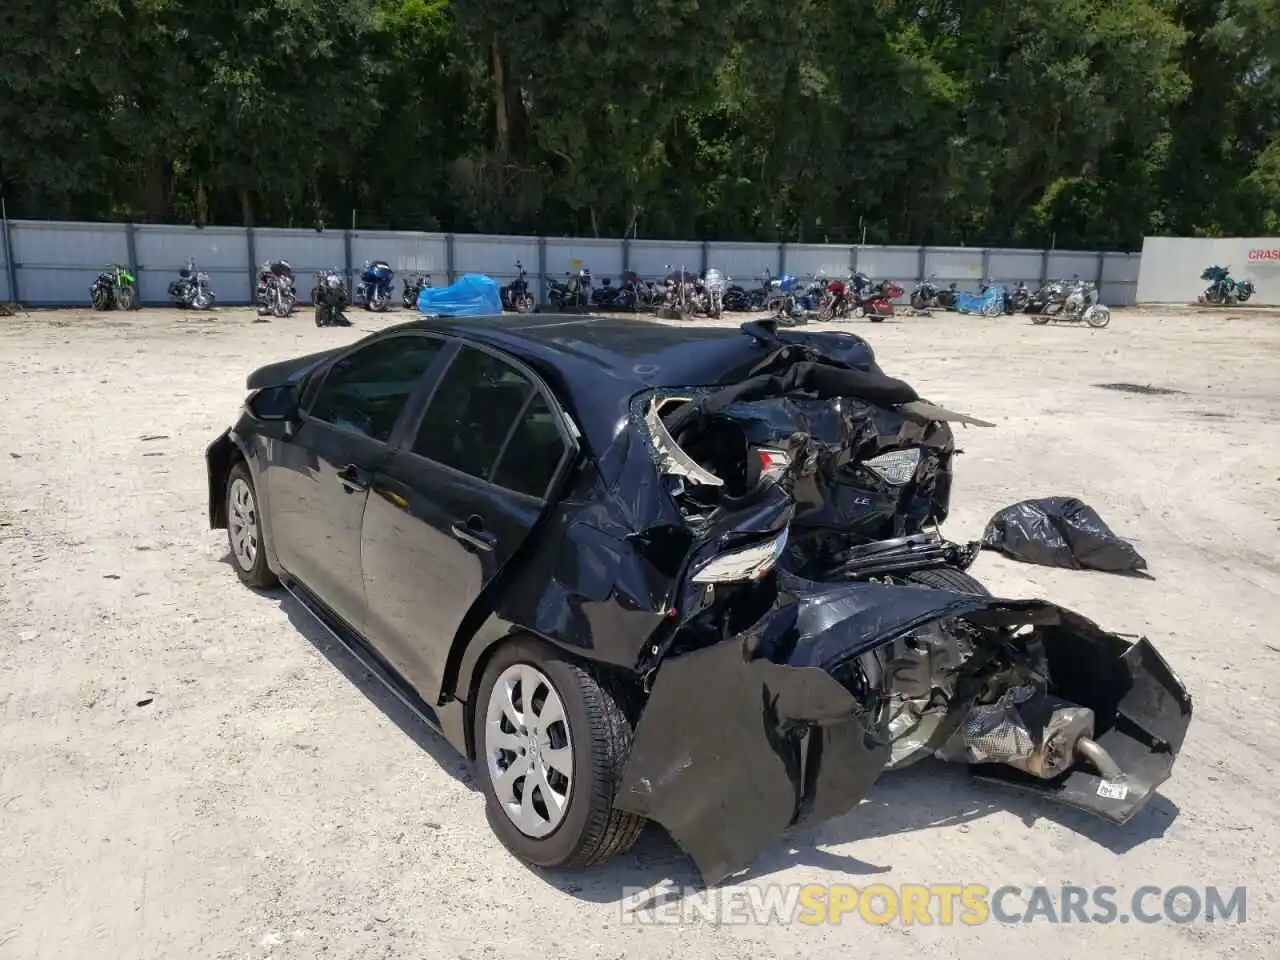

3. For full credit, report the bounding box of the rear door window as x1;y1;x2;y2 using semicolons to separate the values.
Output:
411;346;568;498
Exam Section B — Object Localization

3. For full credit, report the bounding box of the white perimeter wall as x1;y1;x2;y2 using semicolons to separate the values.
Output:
1137;236;1280;305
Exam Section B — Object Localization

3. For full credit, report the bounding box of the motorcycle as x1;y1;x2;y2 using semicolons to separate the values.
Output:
660;265;697;319
1024;277;1071;317
1031;278;1111;328
764;269;800;315
355;260;394;312
402;273;432;309
255;259;296;318
817;275;857;321
548;267;592;310
89;264;138;311
589;271;639;311
500;261;536;313
1199;265;1255;305
909;274;959;312
955;283;1008;317
167;257;216;309
701;267;726;318
1008;280;1031;313
312;268;352;327
626;271;663;310
849;278;903;322
722;277;758;311
791;273;828;313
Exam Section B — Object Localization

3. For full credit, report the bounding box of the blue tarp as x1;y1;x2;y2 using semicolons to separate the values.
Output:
954;285;1004;315
417;273;503;316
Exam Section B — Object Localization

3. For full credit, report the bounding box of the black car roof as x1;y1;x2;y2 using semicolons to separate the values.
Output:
400;313;758;376
383;314;812;450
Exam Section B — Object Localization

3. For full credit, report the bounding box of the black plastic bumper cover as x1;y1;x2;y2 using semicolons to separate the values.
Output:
615;579;1192;885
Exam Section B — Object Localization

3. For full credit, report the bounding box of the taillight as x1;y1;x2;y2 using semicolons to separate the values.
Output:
757;448;791;482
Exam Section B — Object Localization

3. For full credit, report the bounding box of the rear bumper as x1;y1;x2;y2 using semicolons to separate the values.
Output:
616;578;1192;884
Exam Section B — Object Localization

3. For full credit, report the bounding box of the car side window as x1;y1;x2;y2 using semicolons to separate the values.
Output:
412;346;567;497
490;393;565;498
308;336;443;442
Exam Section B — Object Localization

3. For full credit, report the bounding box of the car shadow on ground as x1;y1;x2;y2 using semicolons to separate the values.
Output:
274;590;480;787
531;761;1181;910
220;551;480;791
231;555;1180;906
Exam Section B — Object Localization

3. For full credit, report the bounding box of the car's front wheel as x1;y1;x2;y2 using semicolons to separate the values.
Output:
226;462;278;589
474;637;645;870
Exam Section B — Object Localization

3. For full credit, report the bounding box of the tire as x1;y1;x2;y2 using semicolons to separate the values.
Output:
225;462;277;589
910;292;927;311
1086;306;1111;328
1031;314;1051;325
901;567;990;595
314;303;327;327
869;316;884;323
474;637;645;871
91;288;108;311
370;292;390;313
117;284;138;310
852;305;866;319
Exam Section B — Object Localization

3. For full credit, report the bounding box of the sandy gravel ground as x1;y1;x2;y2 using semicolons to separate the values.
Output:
1;304;1278;960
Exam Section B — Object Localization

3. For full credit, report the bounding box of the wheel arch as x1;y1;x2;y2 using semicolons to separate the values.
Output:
206;430;250;529
447;618;644;762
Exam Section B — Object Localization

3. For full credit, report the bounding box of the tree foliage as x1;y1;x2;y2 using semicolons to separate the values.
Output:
0;0;1276;248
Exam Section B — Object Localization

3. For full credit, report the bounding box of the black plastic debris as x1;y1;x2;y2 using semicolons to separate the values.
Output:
981;497;1149;574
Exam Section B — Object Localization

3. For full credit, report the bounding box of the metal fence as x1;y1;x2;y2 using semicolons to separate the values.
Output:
0;218;1142;308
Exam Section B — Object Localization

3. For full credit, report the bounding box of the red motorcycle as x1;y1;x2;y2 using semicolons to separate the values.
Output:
850;279;903;322
817;276;851;320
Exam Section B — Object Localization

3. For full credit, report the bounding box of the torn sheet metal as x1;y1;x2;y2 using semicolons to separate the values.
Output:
616;576;1192;884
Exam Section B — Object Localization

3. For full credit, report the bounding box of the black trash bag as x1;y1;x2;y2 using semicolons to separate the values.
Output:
981;497;1149;574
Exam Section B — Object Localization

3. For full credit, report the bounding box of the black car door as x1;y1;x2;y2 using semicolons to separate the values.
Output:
359;342;579;701
263;333;448;630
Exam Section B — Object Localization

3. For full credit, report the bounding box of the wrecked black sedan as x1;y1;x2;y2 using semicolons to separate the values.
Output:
206;315;1191;884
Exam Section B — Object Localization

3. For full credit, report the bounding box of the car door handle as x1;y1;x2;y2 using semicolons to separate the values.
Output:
336;463;369;492
451;516;496;551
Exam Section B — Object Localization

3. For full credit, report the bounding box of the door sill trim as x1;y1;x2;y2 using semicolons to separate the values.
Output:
280;577;444;737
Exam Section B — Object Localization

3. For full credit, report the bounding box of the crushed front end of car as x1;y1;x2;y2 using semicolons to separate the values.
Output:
598;327;1192;884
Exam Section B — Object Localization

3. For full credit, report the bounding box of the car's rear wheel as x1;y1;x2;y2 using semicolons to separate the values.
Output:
226;462;277;589
901;567;990;595
474;637;645;870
